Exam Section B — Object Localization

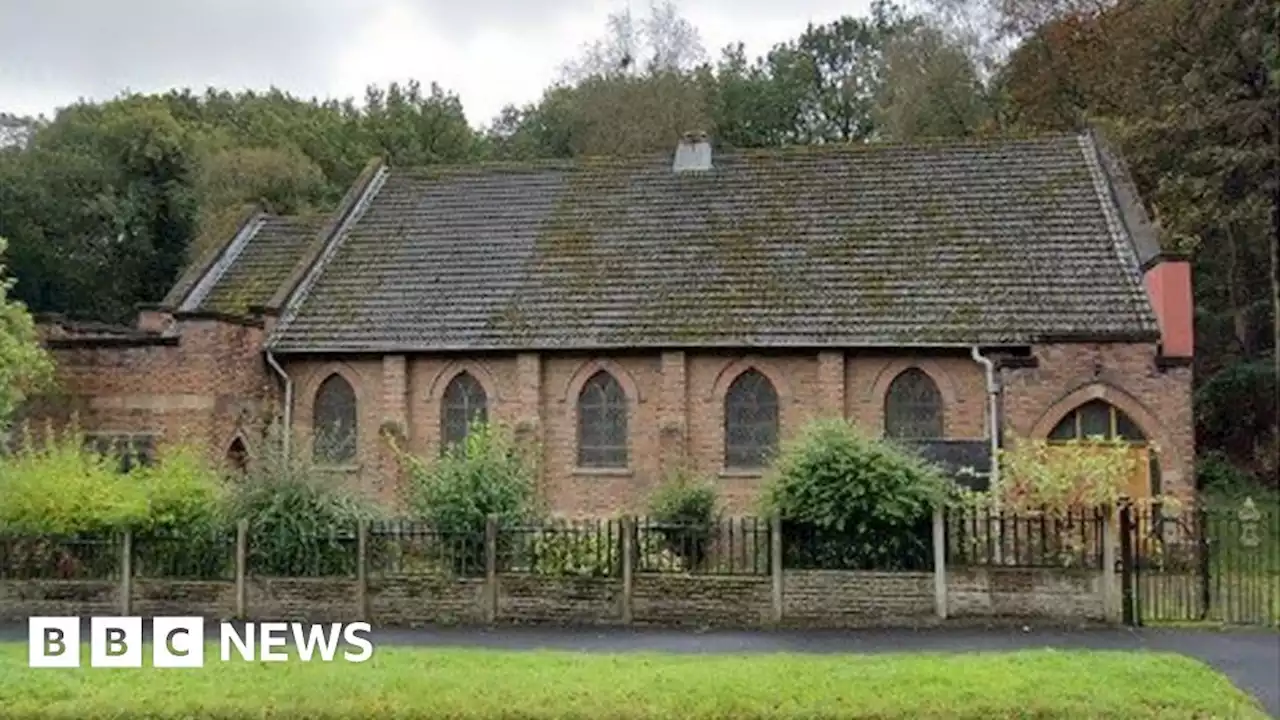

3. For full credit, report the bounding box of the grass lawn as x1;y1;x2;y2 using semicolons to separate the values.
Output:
0;643;1268;719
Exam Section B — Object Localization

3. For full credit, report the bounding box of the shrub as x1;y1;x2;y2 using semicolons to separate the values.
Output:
761;419;947;571
647;467;719;570
397;422;540;573
399;422;539;535
526;527;619;577
232;423;378;577
997;435;1142;511
0;425;229;536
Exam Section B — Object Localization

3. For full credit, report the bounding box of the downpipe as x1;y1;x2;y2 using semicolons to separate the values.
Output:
971;346;1003;563
265;351;292;462
969;346;1001;494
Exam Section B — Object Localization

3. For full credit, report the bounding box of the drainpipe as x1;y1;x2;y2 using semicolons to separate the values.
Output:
265;351;292;461
970;346;1001;493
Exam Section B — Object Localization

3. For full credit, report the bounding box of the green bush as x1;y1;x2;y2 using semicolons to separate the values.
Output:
0;426;229;535
762;419;947;571
527;528;619;577
401;422;539;535
232;424;378;577
647;467;719;570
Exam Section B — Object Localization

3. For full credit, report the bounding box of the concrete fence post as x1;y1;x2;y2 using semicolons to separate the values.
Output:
484;514;498;623
621;515;634;624
1101;504;1118;623
119;529;132;616
356;519;369;621
235;519;248;619
770;514;783;625
932;505;947;620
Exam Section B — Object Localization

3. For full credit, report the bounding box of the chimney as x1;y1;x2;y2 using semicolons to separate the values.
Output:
673;131;711;172
1142;252;1194;360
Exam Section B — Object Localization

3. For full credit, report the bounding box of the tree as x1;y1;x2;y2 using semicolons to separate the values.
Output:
560;1;707;81
875;24;993;140
0;235;54;434
991;0;1279;485
762;2;919;143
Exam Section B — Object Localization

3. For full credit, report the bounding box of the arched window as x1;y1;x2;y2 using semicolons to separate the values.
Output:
441;372;488;451
313;373;357;464
1048;399;1145;442
577;371;627;468
724;369;780;470
884;368;943;439
1047;399;1159;495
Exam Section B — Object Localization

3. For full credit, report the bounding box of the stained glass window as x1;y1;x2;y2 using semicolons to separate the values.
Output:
577;371;628;468
441;372;488;452
884;368;943;439
313;374;357;463
724;370;779;469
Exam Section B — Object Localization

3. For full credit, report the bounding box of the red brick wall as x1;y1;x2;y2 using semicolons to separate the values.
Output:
25;317;272;467
278;343;1190;514
38;329;1192;512
1003;343;1194;498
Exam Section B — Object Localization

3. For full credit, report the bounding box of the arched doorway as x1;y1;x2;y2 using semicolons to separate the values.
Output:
225;437;249;476
1047;399;1160;498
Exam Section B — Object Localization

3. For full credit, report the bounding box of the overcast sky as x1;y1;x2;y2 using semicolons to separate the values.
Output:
0;0;873;127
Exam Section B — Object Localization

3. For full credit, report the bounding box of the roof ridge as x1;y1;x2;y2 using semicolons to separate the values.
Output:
393;132;1088;175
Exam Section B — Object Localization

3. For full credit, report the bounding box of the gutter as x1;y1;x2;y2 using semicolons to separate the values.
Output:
265;351;292;462
970;346;1001;494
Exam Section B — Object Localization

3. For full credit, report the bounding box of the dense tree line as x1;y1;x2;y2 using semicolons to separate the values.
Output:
0;0;1274;486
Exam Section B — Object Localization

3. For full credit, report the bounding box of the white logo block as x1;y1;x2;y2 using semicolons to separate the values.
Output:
153;617;205;668
90;617;142;667
29;617;81;668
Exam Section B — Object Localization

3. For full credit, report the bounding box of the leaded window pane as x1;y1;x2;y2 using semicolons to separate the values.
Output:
441;372;488;452
884;368;943;439
1079;400;1111;438
313;374;357;464
1049;401;1146;443
577;371;627;468
724;370;779;469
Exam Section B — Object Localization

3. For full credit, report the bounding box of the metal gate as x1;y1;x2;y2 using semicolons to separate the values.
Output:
1120;498;1278;626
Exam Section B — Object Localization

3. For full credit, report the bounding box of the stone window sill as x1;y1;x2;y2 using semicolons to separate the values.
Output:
719;468;765;479
314;463;362;473
573;467;633;477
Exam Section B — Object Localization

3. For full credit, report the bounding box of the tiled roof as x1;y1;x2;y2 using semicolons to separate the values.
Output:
269;133;1159;352
197;215;326;315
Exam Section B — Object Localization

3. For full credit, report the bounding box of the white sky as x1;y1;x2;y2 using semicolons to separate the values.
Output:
0;0;873;127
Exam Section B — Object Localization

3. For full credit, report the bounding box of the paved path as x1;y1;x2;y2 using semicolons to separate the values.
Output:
5;623;1276;715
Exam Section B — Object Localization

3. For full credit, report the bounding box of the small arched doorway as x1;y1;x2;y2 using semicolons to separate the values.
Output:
225;437;249;476
1047;399;1160;498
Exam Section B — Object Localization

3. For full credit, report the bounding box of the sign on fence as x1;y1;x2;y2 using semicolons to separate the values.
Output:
28;617;374;667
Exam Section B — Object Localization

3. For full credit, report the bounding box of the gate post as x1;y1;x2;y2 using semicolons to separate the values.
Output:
1118;502;1136;626
1197;505;1211;621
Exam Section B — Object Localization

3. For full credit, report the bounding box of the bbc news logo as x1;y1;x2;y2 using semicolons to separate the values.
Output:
29;617;374;667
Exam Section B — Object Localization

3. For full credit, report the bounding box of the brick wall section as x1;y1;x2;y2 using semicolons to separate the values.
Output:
947;568;1104;620
274;342;1188;514
25;317;272;468
1002;343;1194;498
368;575;486;626
2;566;1111;627
37;325;1192;514
496;575;620;625
658;351;688;475
0;581;118;621
133;580;236;619
631;574;773;627
782;571;935;627
245;578;361;622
